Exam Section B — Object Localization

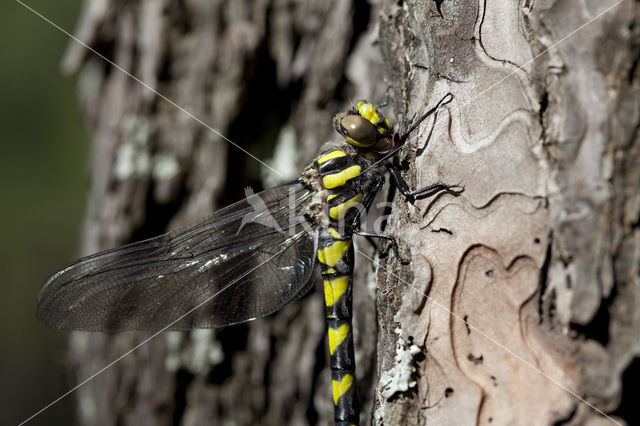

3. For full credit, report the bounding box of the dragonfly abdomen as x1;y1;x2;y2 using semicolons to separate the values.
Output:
310;147;379;426
318;228;359;426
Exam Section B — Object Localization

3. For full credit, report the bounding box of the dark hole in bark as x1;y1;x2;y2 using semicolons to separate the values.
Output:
224;36;301;207
129;182;186;243
610;356;640;424
173;368;194;425
467;353;483;365
571;286;615;347
207;323;249;384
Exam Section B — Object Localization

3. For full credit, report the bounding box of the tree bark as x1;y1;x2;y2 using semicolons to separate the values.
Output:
60;0;639;425
374;1;639;425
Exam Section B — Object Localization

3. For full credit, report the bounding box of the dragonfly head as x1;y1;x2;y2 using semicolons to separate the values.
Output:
334;100;394;152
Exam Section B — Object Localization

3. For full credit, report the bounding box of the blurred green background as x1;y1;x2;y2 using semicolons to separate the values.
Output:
1;1;86;424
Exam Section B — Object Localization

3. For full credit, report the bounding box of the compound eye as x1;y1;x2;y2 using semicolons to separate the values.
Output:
340;114;377;147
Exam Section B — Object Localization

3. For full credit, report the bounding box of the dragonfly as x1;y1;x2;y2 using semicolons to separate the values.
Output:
37;93;458;426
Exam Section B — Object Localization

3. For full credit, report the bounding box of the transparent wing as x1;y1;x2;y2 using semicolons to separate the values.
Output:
37;183;318;331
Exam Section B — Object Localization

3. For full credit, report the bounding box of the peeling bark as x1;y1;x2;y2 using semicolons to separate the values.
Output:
60;0;638;425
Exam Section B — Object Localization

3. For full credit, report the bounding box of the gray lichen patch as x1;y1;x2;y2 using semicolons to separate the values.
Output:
114;115;181;183
151;152;180;182
114;115;154;180
378;336;422;400
375;249;432;422
164;329;224;376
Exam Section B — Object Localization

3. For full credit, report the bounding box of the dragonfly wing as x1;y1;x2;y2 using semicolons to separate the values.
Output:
37;183;318;331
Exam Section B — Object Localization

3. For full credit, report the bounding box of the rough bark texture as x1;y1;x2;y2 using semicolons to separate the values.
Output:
375;1;639;425
61;0;638;425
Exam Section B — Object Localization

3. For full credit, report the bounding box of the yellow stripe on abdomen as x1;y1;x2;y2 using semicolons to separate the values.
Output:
328;324;350;355
318;150;346;164
317;240;351;267
332;374;354;405
324;276;349;306
323;165;361;189
329;193;363;220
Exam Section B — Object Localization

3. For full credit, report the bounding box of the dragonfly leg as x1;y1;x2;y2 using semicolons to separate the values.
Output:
385;161;463;202
355;230;408;264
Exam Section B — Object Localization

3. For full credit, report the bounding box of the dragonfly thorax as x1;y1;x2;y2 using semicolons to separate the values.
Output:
299;142;384;237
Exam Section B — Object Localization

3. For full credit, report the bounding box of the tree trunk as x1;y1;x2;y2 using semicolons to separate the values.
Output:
374;1;639;425
60;0;638;425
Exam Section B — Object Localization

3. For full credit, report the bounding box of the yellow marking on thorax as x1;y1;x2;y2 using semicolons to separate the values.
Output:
324;276;349;306
329;193;363;220
318;150;346;164
328;324;350;355
327;194;338;202
323;165;361;189
317;240;351;267
321;267;337;275
332;374;354;405
328;227;343;239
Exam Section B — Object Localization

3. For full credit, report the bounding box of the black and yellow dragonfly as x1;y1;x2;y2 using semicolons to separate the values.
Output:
37;93;457;426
